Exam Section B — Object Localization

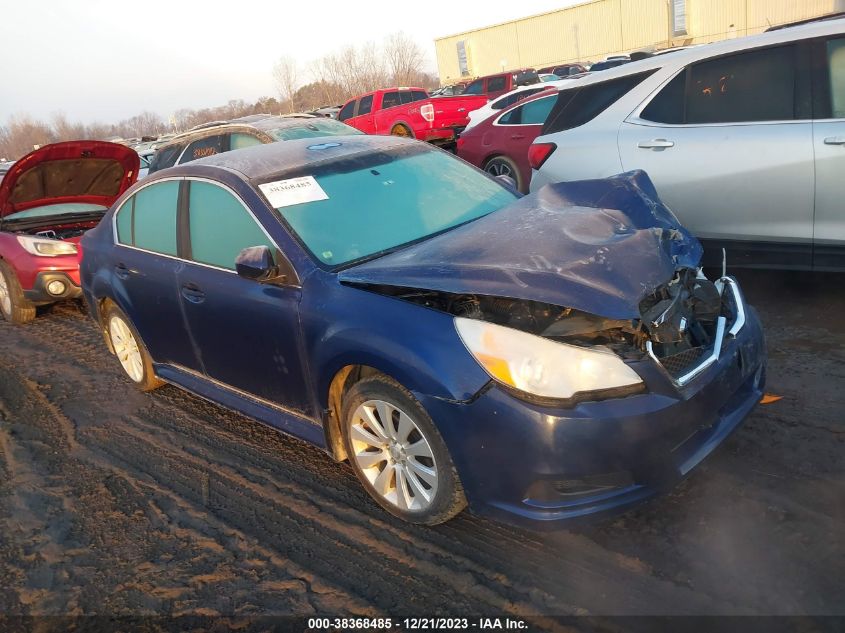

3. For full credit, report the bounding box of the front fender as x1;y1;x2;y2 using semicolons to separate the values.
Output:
300;276;490;409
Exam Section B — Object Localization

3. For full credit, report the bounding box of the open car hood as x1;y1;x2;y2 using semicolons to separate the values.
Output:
0;141;139;217
339;171;703;319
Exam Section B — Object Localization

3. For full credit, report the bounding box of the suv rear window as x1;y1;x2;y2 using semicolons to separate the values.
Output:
541;70;657;135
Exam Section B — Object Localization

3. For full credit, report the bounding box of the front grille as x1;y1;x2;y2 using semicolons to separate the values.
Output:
659;346;708;378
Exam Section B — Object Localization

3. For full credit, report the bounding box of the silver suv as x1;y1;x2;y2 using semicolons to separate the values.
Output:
529;15;845;271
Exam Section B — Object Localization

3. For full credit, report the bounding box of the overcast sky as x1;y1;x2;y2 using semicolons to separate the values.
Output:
0;1;579;125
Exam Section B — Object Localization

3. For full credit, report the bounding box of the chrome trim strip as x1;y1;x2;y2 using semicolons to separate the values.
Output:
721;277;746;337
158;362;319;424
646;275;748;387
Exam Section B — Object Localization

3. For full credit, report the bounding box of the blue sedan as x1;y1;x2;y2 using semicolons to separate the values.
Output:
80;136;766;528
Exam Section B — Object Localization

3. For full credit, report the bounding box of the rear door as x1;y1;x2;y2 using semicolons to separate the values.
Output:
811;35;845;269
618;43;815;269
111;179;197;369
174;178;312;413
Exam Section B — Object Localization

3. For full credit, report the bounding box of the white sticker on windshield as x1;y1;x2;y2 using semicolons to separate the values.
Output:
259;176;328;208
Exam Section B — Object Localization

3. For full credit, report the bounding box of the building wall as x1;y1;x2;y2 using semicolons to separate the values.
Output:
434;0;838;84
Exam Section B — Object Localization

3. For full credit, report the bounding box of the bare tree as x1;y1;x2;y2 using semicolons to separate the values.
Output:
384;31;425;86
273;56;299;113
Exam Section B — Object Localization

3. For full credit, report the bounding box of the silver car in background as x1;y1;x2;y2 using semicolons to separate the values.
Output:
529;15;845;271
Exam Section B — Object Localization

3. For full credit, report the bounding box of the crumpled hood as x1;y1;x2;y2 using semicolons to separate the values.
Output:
0;140;139;217
339;170;703;319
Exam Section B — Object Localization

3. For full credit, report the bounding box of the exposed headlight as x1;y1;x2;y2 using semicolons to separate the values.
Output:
16;235;78;257
455;317;643;401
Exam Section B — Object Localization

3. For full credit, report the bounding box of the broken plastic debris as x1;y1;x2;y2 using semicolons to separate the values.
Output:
760;394;783;405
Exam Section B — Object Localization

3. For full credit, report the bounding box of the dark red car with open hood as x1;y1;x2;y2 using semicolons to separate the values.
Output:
0;140;138;323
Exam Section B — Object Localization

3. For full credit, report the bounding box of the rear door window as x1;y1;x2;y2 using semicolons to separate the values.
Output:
382;92;401;109
499;95;556;125
120;180;179;256
542;70;657;134
686;45;797;123
411;90;428;101
488;76;507;93
824;37;845;118
187;181;274;270
358;94;374;115
642;45;800;124
181;135;227;164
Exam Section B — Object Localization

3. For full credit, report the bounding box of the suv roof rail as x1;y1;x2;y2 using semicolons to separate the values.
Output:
765;11;845;31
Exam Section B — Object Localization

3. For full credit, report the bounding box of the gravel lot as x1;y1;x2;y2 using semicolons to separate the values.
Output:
0;269;842;618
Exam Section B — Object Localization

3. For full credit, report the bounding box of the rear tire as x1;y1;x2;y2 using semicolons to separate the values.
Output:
104;305;163;391
341;374;466;525
390;124;413;138
0;260;36;325
484;155;523;193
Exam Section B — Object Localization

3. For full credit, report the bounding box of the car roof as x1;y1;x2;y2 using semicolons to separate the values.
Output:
565;16;845;90
186;134;416;181
155;115;333;150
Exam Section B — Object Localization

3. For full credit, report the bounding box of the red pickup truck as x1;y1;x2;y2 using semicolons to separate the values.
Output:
338;87;487;145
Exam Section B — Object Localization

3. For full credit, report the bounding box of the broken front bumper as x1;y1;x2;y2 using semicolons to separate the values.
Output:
418;302;766;529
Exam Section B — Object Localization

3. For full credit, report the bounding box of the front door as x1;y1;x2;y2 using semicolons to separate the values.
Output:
175;179;313;415
619;43;815;269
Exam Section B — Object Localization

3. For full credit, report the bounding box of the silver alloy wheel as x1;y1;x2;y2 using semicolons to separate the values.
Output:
350;399;438;512
108;314;144;383
0;270;10;316
485;159;514;178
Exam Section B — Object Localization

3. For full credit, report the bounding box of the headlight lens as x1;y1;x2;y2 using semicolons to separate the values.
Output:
16;235;78;257
455;317;643;400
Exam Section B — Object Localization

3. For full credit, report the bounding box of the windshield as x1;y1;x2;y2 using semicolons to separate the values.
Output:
5;202;107;221
265;145;518;267
267;119;362;142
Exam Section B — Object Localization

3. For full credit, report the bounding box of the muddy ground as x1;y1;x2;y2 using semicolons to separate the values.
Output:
0;270;842;618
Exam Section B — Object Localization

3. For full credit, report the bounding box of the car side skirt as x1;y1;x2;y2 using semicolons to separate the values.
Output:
699;238;816;271
154;363;328;450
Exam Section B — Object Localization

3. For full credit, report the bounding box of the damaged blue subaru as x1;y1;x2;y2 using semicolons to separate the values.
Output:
80;136;766;528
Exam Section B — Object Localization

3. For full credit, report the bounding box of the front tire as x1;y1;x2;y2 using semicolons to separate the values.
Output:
105;305;163;391
0;260;36;324
341;375;466;525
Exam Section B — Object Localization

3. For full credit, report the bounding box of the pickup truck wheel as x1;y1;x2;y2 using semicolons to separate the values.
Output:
484;156;523;192
341;375;467;525
390;124;412;138
0;260;36;324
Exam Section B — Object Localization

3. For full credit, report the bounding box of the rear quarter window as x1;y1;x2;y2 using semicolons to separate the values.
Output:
541;69;657;134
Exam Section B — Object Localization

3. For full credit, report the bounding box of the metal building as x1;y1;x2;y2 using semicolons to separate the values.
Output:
435;0;840;84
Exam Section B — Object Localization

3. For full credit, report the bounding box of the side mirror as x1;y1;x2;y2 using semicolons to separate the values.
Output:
235;245;287;284
495;174;518;192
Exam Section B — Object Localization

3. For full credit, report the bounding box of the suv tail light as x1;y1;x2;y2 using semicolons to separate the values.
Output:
420;104;435;122
528;143;556;170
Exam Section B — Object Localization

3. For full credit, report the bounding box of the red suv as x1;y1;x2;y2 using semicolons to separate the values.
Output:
0;141;138;323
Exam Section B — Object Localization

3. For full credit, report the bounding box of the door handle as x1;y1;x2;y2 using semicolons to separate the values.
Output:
823;136;845;145
180;283;205;304
115;263;130;280
511;134;526;140
638;139;675;150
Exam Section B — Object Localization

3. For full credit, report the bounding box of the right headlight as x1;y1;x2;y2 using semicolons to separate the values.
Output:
455;317;643;401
